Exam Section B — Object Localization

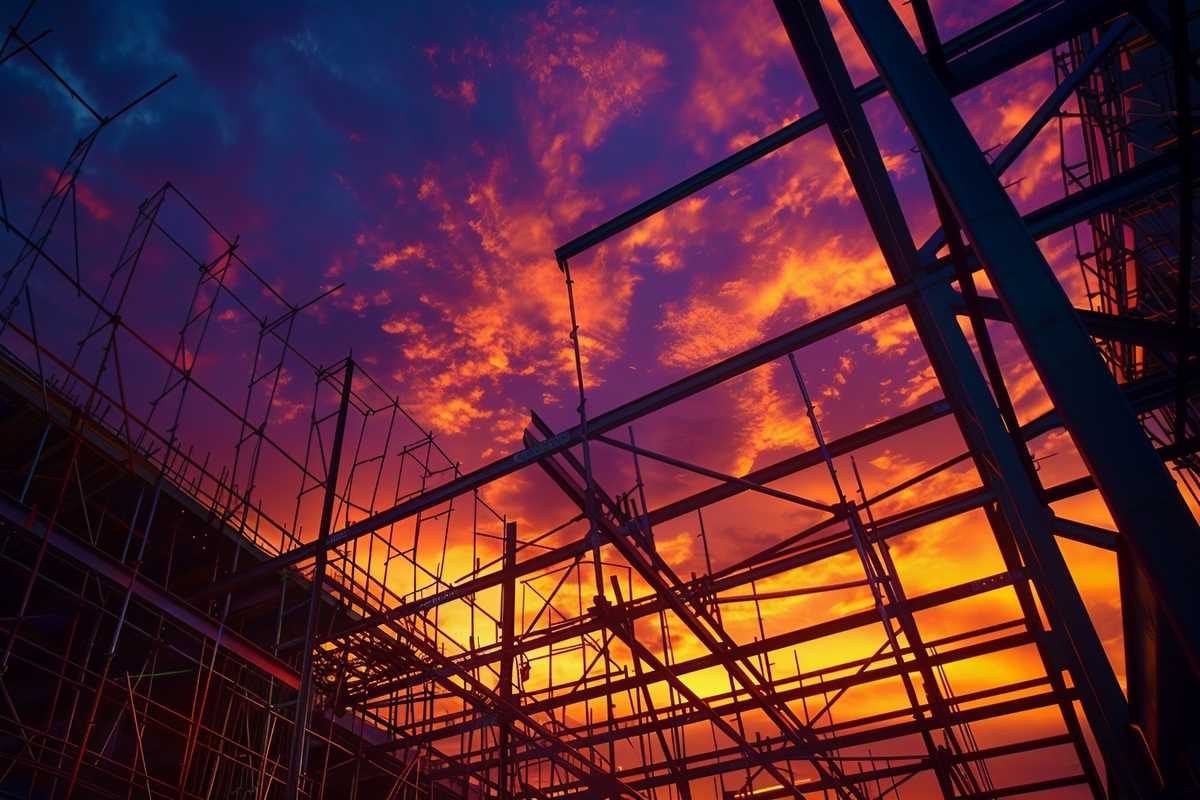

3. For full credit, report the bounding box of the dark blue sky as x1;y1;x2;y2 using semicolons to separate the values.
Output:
1;0;1085;561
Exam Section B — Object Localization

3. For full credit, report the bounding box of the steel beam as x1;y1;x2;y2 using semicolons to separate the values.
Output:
202;150;1188;601
343;367;1185;708
0;495;299;689
554;0;1123;262
839;0;1200;679
646;399;951;526
951;292;1200;354
288;357;354;799
497;520;516;800
779;0;1154;794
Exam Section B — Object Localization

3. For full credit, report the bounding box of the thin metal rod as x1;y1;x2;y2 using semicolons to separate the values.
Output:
287;357;355;799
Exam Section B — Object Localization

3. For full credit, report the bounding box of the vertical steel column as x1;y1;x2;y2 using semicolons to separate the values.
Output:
498;519;517;800
907;6;1106;792
837;0;1200;681
774;1;1158;795
1171;0;1195;443
287;357;354;799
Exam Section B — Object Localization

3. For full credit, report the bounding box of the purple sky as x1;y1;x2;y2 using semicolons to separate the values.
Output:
1;3;1123;792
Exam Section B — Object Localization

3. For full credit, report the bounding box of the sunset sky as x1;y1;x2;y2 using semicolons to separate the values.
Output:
1;0;1151;795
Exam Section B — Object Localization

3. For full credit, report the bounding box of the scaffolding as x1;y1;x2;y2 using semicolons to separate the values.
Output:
1;0;1198;799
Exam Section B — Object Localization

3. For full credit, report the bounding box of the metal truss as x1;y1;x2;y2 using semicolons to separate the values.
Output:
1;1;1198;799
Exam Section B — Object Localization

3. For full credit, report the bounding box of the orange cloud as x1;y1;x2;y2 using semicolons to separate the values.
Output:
372;243;427;270
727;363;816;474
656;235;893;371
617;196;710;273
520;1;669;150
361;154;641;447
681;0;793;148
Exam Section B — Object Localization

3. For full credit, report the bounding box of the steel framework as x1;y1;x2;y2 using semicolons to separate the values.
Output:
1;0;1198;799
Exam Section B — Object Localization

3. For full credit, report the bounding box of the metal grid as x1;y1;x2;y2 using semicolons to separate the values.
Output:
1;1;1198;799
